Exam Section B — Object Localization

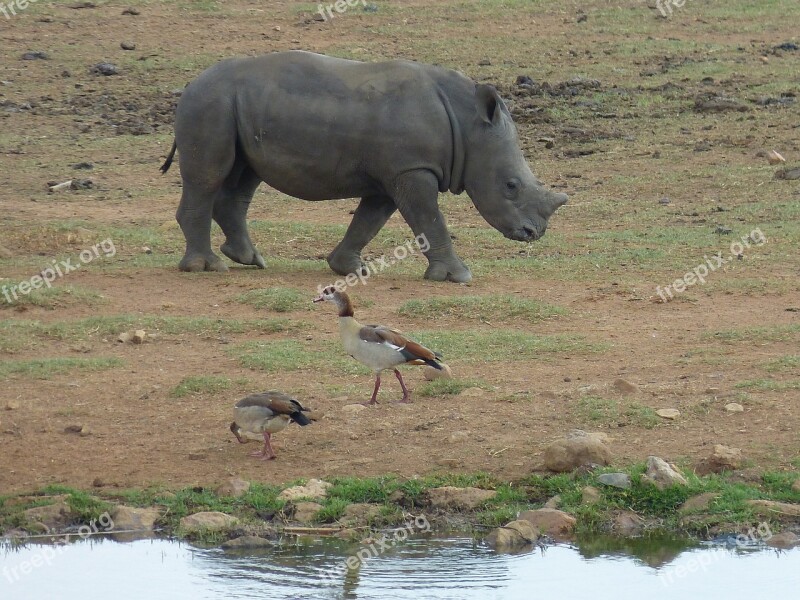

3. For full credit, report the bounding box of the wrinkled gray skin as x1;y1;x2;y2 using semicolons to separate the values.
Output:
163;50;567;282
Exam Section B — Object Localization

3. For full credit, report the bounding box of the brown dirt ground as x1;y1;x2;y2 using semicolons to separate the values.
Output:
0;1;798;494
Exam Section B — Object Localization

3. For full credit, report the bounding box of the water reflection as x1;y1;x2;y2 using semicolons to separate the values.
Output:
1;533;798;600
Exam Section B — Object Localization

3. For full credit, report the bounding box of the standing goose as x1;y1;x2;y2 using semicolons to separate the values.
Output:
313;286;443;404
230;391;312;460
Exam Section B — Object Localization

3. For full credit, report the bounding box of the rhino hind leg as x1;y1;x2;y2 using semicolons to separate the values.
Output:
328;194;397;276
176;183;230;272
391;171;472;283
214;165;266;269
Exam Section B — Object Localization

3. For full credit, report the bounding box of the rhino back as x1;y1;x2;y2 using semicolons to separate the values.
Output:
180;51;474;199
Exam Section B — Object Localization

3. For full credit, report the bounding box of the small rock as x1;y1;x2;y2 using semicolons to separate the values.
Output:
64;424;83;434
478;58;492;66
71;162;93;170
216;478;250;498
448;431;469;444
775;167;800;180
5;400;20;410
426;486;497;510
767;150;786;165
221;535;273;550
746;500;800;518
765;532;799;549
117;332;132;343
581;486;601;504
679;492;720;513
659;197;671;205
423;363;453;380
21;51;49;60
120;41;136;51
340;503;381;526
612;379;640;395
79;425;92;437
179;512;239;534
613;511;644;536
597;473;631;489
458;387;484;398
132;330;146;344
544;495;561;509
24;501;72;529
278;479;332;502
70;178;93;190
544;431;612;472
142;246;152;254
341;403;366;413
292;501;323;523
724;403;744;413
273;26;281;31
122;7;140;15
695;444;742;475
518;508;576;540
641;456;688;489
656;408;680;420
714;225;733;235
92;63;119;76
111;506;160;530
486;520;538;551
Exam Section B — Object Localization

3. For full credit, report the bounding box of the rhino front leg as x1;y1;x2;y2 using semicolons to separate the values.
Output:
214;166;266;269
328;194;397;276
392;171;472;283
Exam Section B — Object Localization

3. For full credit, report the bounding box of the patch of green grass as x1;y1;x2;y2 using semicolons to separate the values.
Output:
237;287;309;313
624;404;661;429
0;357;123;380
230;340;368;375
315;498;349;524
39;485;112;523
576;396;619;423
413;330;606;362
0;315;292;352
704;324;800;344
762;355;800;374
734;379;800;392
417;378;491;397
397;295;565;323
170;376;241;398
0;285;105;310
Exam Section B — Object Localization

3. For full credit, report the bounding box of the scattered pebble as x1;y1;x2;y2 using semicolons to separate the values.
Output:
725;403;744;413
656;408;680;420
122;7;140;15
659;197;670;205
767;150;786;165
5;400;20;411
120;41;136;51
132;330;147;344
21;51;49;61
92;63;119;76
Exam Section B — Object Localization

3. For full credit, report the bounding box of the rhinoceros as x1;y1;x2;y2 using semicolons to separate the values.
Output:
161;50;567;282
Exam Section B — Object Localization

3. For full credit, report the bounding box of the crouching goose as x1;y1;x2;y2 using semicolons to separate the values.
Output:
230;391;312;460
313;286;443;404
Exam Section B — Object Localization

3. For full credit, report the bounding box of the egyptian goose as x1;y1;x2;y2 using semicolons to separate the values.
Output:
230;391;311;460
313;286;443;404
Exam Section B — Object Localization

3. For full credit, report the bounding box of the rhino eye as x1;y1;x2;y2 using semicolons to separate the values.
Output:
504;179;520;198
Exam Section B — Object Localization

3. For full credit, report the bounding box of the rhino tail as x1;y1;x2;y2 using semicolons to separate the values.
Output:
160;140;177;174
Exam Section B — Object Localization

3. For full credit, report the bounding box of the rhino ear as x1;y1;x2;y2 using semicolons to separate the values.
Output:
475;84;503;126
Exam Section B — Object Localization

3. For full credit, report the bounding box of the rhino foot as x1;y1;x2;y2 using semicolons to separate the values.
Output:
424;260;472;283
179;252;229;272
221;242;266;269
327;249;366;277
